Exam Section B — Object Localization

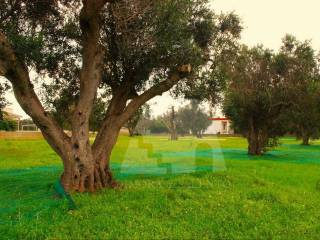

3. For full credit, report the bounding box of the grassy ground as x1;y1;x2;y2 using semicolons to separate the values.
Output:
0;136;320;239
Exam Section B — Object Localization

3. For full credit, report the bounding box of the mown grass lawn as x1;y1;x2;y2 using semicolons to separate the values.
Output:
0;136;320;239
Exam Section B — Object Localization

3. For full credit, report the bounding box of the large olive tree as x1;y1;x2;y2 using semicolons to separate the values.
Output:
0;0;240;192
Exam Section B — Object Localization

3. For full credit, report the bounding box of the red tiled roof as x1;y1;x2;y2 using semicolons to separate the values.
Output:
208;117;229;121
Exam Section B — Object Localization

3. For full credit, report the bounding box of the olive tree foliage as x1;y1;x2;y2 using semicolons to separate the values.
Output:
149;118;169;134
177;100;211;138
223;45;290;155
279;35;320;145
0;0;241;192
173;12;242;106
134;104;152;135
0;82;9;120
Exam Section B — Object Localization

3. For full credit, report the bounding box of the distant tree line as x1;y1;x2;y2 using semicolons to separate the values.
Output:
0;119;16;131
125;100;211;140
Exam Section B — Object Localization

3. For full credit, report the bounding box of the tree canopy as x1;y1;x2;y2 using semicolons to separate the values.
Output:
223;45;290;155
278;35;320;145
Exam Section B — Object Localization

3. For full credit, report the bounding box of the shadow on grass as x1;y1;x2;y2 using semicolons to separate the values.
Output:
221;147;320;164
154;147;320;165
281;143;320;150
0;166;64;225
0;161;221;225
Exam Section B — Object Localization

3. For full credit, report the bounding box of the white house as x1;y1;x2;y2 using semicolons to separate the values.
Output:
205;117;234;135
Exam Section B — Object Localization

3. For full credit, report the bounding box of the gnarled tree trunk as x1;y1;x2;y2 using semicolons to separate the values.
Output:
247;119;266;155
60;128;120;192
302;134;310;146
247;133;263;155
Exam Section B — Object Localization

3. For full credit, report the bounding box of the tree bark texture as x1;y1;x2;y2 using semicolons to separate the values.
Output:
247;119;267;155
302;134;310;146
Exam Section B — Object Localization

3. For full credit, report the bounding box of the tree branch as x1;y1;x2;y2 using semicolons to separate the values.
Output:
119;72;182;125
91;71;181;158
0;31;71;158
71;0;109;135
92;63;191;160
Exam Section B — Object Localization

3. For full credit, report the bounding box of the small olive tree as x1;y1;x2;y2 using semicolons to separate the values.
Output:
177;100;211;138
223;45;290;155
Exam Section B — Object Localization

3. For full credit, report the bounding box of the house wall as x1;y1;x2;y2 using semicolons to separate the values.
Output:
205;120;234;135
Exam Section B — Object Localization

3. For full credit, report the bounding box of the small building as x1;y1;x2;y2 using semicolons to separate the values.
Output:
205;117;234;135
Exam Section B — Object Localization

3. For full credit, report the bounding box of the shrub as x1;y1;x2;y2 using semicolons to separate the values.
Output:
0;120;17;131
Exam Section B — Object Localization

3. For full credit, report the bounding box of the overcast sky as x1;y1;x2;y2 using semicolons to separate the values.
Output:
212;0;320;49
4;0;320;118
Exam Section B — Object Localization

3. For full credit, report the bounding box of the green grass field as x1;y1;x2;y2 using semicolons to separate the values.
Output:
1;136;320;239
